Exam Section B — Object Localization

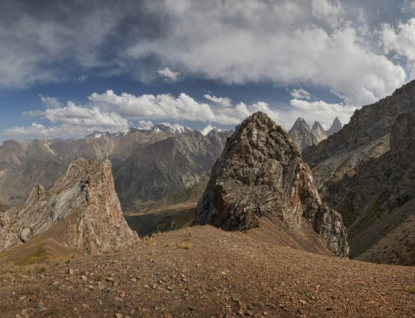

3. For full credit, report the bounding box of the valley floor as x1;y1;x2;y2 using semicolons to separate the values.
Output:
1;225;414;318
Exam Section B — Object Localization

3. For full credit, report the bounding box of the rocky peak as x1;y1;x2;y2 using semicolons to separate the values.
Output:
288;118;327;151
0;158;137;254
311;121;328;144
27;139;55;159
326;117;342;136
195;112;349;257
292;117;310;131
303;80;415;166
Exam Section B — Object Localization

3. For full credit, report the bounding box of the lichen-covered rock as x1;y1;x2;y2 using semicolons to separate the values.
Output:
195;112;349;257
0;158;137;254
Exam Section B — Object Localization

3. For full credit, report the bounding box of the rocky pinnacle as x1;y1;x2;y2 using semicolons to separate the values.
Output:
195;112;349;257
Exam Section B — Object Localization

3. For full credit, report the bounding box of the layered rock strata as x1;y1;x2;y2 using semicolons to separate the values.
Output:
195;112;349;257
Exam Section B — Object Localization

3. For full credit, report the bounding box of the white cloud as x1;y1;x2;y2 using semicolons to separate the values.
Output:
285;98;357;130
39;94;62;108
204;94;232;107
380;18;415;61
311;0;344;27
402;0;415;13
78;74;88;81
157;67;180;82
290;88;312;100
43;101;128;127
137;120;154;130
3;123;120;140
89;90;279;125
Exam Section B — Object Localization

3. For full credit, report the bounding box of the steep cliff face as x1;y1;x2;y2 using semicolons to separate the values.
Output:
0;158;137;254
303;80;415;169
195;112;349;257
325;109;415;264
300;80;415;264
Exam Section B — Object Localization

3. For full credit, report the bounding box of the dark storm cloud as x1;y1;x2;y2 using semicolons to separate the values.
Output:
0;0;414;107
0;0;172;87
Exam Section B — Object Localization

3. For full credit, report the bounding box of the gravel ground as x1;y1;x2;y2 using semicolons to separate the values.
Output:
1;225;415;318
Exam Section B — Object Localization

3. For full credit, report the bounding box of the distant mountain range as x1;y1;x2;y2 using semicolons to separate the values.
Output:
0;124;230;212
288;117;342;151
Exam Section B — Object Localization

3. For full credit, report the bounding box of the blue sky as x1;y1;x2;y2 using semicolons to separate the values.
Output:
1;0;415;142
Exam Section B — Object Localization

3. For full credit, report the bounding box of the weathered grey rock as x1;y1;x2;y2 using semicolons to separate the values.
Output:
326;117;342;136
312;121;328;144
0;158;137;254
195;112;348;257
288;118;328;151
325;109;415;264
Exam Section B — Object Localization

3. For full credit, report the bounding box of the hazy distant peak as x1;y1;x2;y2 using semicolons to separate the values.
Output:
326;117;342;136
311;121;325;131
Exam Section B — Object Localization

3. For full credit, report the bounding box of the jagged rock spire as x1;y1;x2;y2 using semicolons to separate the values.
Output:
195;112;349;257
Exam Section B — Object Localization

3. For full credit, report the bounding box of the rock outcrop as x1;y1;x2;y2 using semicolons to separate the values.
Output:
195;112;349;257
0;158;137;254
301;80;415;264
288;118;328;151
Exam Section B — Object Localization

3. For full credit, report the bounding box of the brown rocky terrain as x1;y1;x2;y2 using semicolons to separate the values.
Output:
196;112;348;257
0;225;414;318
0;158;136;256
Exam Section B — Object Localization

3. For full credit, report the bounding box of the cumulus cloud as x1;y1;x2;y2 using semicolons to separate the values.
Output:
137;120;154;130
290;89;312;100
380;18;415;60
6;96;130;140
203;94;232;107
285;99;357;130
39;94;62;108
157;67;180;82
125;1;406;107
89;90;279;125
3;89;282;140
43;102;128;127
